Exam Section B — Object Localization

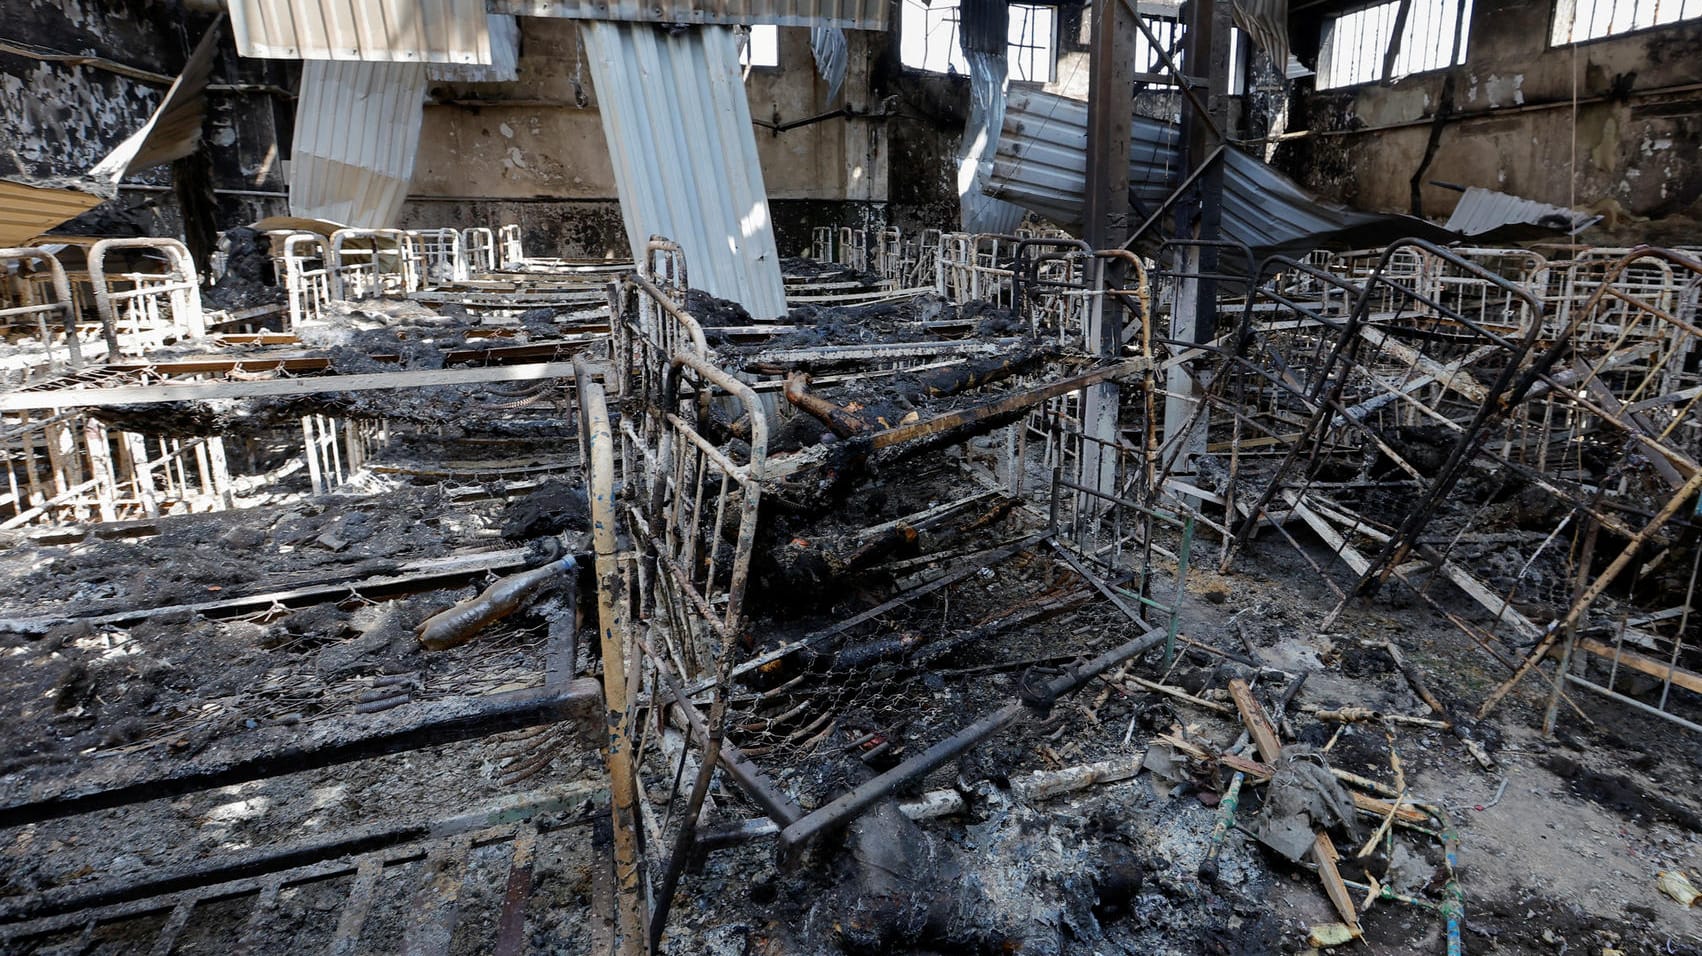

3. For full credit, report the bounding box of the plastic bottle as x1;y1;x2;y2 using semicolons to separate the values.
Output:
416;555;577;651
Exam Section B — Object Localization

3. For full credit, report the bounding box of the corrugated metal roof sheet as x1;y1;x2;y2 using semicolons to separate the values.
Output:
989;88;1457;257
288;60;428;228
1443;186;1600;237
581;22;787;319
230;0;495;63
0;180;104;248
988;90;1179;229
427;16;521;82
810;27;847;103
492;0;886;30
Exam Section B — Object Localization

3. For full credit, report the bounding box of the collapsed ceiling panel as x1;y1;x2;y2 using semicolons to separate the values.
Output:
988;88;1458;257
230;0;495;63
92;19;223;179
1442;185;1603;237
0;180;104;248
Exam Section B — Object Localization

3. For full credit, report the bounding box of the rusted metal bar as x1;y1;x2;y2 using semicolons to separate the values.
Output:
574;355;648;955
648;653;734;952
635;633;803;826
491;827;539;956
400;837;471;955
327;858;384;956
784;370;871;437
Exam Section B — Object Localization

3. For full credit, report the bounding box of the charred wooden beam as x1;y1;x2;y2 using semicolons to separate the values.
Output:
908;347;1051;399
870;360;1146;458
784;371;872;438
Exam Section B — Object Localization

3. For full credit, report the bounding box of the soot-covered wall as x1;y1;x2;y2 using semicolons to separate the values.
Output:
1;0;293;245
1271;0;1702;227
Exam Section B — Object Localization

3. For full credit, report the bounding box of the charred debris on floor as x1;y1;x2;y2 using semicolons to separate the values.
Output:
0;227;1699;955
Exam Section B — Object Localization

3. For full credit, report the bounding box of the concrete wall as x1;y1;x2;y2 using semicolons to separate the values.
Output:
1273;0;1702;224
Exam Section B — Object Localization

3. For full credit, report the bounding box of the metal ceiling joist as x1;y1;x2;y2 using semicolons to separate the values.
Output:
491;0;887;31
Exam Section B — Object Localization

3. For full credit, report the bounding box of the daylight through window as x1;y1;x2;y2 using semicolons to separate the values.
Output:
741;24;780;67
899;0;1058;83
1317;0;1473;89
1553;0;1702;43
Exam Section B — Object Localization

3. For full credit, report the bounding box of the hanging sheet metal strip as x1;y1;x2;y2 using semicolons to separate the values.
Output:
289;60;429;228
581;22;788;320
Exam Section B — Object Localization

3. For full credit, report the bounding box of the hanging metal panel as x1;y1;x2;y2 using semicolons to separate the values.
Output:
0;181;103;248
288;60;429;228
988;88;1457;256
581;22;787;320
810;27;847;103
958;51;1025;236
492;0;886;30
89;19;224;179
1443;186;1600;237
230;0;495;63
987;89;1178;231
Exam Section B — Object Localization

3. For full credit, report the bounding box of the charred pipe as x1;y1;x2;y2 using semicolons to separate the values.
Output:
1197;770;1244;884
416;555;578;651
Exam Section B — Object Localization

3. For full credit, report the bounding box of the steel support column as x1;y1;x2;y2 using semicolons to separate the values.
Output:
1082;0;1138;509
1161;0;1233;479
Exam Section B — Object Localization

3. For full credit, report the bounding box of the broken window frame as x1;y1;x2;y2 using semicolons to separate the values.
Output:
1551;0;1702;45
898;0;1059;84
1131;8;1187;81
1315;0;1474;90
740;24;781;69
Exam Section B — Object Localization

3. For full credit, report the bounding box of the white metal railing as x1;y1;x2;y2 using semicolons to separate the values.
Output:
88;238;205;355
329;228;419;300
283;233;332;329
0;247;82;372
462;227;498;274
407;228;467;287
